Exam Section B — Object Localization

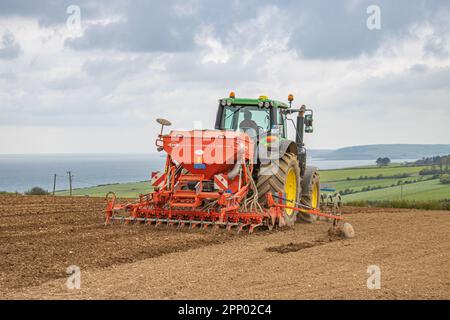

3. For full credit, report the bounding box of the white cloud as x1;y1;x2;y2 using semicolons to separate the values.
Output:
0;1;449;153
194;25;231;64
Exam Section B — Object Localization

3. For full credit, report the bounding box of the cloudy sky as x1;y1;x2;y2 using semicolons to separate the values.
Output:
0;0;449;153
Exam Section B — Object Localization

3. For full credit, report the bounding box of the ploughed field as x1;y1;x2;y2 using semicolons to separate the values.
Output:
1;195;449;299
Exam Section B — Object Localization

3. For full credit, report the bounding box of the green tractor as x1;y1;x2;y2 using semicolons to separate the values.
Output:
214;93;321;225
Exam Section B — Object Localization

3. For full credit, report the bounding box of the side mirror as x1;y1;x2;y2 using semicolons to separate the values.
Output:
304;114;313;133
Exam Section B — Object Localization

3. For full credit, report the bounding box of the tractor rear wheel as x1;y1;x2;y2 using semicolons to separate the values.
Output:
256;152;301;227
299;166;321;223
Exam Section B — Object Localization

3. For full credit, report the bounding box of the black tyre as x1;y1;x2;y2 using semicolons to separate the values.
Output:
256;153;301;227
299;166;321;223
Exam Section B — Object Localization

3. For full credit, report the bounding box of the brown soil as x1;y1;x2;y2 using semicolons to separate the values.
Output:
1;195;449;299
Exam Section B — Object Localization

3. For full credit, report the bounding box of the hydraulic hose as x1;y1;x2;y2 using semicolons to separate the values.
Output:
228;143;245;180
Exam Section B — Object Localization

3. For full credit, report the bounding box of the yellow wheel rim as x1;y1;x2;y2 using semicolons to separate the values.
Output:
311;182;319;209
285;168;297;216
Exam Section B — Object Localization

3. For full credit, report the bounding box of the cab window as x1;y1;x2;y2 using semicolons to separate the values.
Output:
221;106;271;132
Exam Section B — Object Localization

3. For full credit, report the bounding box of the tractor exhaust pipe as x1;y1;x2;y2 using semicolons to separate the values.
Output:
296;105;306;148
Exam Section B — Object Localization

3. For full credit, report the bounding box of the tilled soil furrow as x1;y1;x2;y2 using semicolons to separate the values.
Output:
0;195;238;291
1;195;449;299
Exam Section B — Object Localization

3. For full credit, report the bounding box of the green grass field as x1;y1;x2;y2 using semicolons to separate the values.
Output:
55;164;449;202
55;181;152;198
324;176;422;193
319;164;449;202
341;179;450;201
319;165;428;182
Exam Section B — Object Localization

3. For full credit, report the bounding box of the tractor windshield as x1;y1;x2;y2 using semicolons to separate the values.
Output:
221;106;270;133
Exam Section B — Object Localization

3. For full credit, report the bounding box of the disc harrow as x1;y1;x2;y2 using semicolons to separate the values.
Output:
105;191;352;236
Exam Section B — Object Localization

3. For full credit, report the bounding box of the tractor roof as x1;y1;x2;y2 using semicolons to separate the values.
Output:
220;96;290;109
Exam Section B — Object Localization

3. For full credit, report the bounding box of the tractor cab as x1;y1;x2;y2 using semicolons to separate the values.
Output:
214;94;291;142
214;93;315;177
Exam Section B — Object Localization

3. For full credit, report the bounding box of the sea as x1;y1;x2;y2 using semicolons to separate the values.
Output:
0;154;413;193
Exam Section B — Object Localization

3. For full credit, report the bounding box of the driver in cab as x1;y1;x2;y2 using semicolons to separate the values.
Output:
239;110;259;136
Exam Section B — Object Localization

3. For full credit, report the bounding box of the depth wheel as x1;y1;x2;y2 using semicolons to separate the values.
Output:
256;153;301;227
341;222;355;238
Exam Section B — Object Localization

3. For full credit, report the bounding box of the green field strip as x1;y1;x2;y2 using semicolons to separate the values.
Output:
342;179;450;201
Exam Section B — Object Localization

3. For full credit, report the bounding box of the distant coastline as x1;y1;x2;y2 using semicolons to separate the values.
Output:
308;144;450;160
